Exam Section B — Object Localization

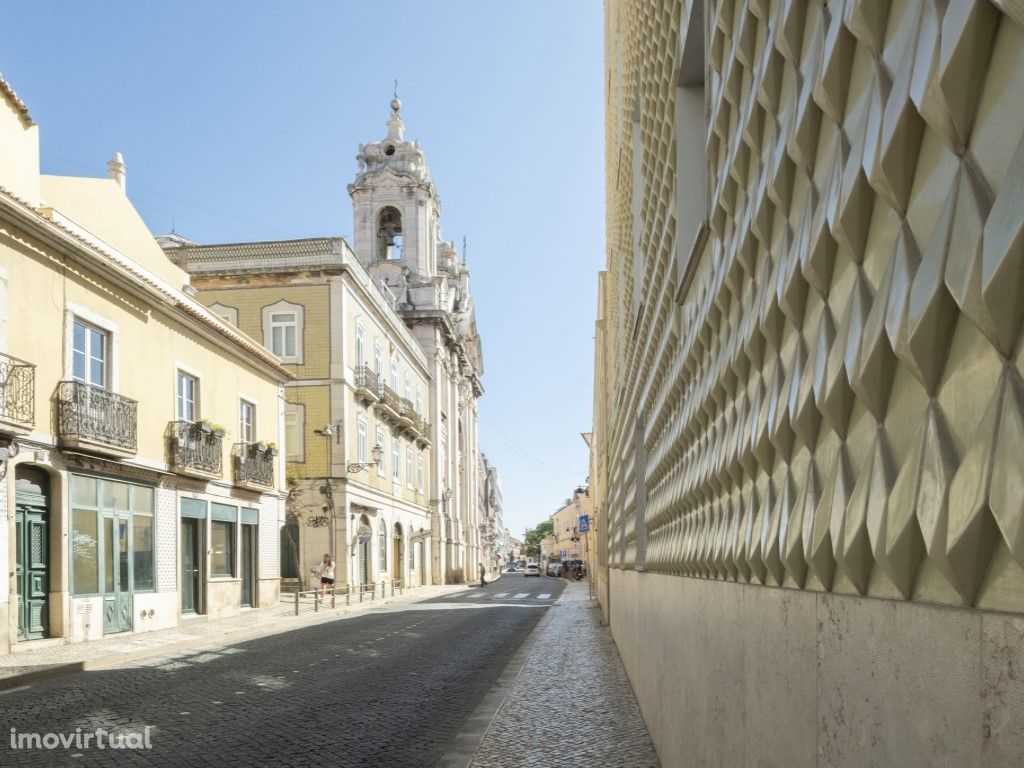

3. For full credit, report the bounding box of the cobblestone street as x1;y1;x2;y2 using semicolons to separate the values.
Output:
0;578;562;768
465;581;659;767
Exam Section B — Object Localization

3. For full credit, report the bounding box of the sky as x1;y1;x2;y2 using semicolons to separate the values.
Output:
2;1;604;538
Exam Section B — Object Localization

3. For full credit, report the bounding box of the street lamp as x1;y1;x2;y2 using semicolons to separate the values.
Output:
348;443;384;473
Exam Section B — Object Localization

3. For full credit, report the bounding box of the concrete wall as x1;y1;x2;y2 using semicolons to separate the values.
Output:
609;569;1024;767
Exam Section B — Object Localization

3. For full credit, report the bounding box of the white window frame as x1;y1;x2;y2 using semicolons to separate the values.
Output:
261;300;304;364
406;445;413;490
404;372;411;401
285;402;306;462
415;384;423;415
417;454;424;493
64;304;119;390
176;370;199;422
374;343;383;375
375;426;387;476
392;437;400;482
356;324;365;368
357;416;368;463
390;360;399;391
239;398;257;444
208;302;238;327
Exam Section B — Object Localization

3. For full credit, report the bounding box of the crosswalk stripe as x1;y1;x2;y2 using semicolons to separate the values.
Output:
514;593;528;598
493;592;509;598
538;593;551;599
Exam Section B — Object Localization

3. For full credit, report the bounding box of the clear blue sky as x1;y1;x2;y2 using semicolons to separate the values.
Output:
3;1;604;538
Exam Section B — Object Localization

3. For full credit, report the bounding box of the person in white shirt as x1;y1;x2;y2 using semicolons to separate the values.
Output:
315;553;335;599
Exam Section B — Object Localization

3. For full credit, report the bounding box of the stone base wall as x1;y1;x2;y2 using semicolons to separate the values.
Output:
608;569;1024;767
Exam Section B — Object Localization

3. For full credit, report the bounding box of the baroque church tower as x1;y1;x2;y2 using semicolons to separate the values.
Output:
348;95;484;583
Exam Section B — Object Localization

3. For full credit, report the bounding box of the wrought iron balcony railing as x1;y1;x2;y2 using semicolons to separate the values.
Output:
353;366;382;402
170;420;223;477
0;353;35;430
57;381;137;454
233;441;275;490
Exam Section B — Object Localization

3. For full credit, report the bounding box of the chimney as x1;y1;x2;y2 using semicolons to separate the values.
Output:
107;152;126;192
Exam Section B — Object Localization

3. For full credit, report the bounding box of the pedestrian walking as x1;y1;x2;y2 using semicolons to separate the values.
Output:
315;553;335;599
478;562;486;586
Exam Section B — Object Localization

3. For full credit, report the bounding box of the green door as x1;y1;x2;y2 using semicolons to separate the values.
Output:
102;514;133;634
15;499;49;640
240;524;255;608
181;517;201;614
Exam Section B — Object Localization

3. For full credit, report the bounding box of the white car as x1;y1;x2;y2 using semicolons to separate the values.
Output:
525;563;540;577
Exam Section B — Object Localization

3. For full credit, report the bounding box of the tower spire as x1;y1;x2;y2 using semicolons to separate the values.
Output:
387;79;404;141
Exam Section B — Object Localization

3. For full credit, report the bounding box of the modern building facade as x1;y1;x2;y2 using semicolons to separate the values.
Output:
166;96;487;587
0;76;290;654
162;236;435;591
595;1;1024;764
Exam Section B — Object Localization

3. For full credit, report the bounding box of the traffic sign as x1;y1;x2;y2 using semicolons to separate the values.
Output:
578;514;590;533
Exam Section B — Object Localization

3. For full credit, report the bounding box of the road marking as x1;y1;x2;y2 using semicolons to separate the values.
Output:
537;593;552;599
514;593;528;598
493;592;509;598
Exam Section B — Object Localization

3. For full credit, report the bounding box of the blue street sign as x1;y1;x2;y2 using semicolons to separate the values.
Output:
578;514;590;533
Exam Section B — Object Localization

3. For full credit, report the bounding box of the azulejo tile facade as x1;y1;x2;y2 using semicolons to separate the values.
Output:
163;98;503;591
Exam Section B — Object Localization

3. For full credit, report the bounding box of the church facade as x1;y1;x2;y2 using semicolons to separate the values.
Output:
165;97;487;587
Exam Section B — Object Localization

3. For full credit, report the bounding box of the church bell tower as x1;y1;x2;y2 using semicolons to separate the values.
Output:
348;95;441;279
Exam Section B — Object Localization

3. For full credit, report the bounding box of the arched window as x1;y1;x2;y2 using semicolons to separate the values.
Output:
378;520;388;572
376;207;403;261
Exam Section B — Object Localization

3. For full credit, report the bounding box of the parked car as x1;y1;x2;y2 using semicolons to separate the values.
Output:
546;562;562;577
505;565;518;573
525;563;540;577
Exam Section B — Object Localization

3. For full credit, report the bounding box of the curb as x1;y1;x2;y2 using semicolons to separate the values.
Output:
0;585;466;693
434;596;558;768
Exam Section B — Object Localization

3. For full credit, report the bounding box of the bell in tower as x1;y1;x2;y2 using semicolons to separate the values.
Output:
377;206;403;261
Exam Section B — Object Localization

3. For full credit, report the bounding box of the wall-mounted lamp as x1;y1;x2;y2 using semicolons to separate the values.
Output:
348;443;384;473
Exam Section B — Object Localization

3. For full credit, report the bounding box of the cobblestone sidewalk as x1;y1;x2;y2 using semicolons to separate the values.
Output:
468;581;660;767
0;583;462;685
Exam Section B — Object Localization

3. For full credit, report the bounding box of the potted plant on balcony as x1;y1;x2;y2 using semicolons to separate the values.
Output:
266;441;279;457
195;419;226;439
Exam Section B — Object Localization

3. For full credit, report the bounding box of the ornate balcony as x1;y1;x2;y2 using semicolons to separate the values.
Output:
376;384;404;423
395;396;415;431
0;353;35;435
169;420;223;478
353;365;382;405
233;441;276;491
57;381;137;457
410;412;431;447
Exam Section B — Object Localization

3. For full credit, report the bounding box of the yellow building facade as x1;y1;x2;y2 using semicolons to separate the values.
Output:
0;76;291;654
547;490;593;573
164;237;435;590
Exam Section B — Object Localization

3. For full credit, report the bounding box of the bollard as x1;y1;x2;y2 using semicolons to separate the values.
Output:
331;590;336;609
314;591;320;612
294;590;300;616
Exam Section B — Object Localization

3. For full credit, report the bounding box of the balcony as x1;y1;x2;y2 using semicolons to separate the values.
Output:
57;381;137;457
233;441;276;491
353;366;382;405
410;412;431;447
376;385;404;423
0;353;35;435
169;420;223;479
